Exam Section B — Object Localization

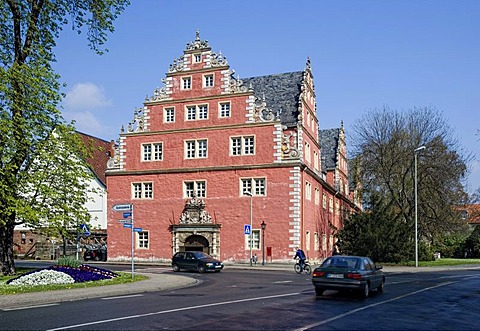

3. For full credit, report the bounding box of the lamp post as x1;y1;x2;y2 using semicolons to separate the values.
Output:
245;191;253;266
414;145;426;268
261;221;266;265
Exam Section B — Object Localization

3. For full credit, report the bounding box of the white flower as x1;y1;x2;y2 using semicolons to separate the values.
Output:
8;269;75;286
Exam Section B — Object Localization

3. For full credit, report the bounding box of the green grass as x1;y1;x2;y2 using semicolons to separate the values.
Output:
384;258;480;267
0;268;148;295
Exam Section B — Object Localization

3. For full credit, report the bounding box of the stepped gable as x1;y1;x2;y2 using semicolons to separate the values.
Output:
242;71;304;127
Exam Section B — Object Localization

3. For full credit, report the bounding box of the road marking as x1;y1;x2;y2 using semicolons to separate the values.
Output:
102;294;144;300
274;280;293;283
295;280;458;330
2;303;59;311
46;292;299;331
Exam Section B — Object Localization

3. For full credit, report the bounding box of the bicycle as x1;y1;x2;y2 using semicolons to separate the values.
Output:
294;260;311;274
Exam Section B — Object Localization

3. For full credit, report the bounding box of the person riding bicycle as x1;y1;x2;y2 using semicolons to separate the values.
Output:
294;247;306;270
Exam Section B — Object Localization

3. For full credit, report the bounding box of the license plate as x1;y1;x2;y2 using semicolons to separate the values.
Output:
327;274;344;279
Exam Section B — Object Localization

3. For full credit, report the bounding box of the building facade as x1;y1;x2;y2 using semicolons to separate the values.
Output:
106;33;359;263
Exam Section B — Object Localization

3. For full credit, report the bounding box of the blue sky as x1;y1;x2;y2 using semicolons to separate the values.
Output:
52;0;480;193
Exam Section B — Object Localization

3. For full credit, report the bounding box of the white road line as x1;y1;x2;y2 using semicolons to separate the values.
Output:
46;292;299;331
102;294;144;300
274;280;293;283
2;303;59;311
295;280;458;331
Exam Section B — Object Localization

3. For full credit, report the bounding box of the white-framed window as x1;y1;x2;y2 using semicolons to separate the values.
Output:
185;139;207;159
245;230;260;250
181;76;192;90
329;197;334;213
315;188;320;205
142;143;163;161
193;53;201;63
306;231;311;251
203;74;214;87
198;104;208;119
322;234;327;252
184;180;206;198
219;102;231;118
132;182;153;199
314;232;320;251
231;136;255;156
185;104;208;121
241;178;266;196
164;107;175;123
314;151;319;170
186;105;196;120
323;193;327;209
305;142;311;163
305;181;312;200
137;231;149;249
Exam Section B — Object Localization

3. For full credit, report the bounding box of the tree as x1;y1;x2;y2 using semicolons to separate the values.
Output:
351;106;471;261
335;193;411;263
0;0;129;275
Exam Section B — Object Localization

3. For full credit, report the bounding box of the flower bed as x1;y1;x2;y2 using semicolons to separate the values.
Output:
6;264;118;286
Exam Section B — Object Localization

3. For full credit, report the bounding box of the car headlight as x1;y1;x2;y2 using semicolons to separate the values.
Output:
206;263;213;267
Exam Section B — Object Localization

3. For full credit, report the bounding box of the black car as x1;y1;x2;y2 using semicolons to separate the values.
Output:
311;255;385;298
172;251;224;273
83;244;107;262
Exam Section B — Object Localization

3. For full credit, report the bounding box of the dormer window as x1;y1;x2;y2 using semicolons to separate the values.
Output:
193;53;201;63
182;77;192;90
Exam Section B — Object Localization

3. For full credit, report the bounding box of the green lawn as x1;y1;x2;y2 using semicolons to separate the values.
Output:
385;258;480;267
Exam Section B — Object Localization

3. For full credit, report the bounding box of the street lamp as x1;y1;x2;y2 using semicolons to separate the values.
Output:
414;145;426;268
261;221;266;265
245;191;253;266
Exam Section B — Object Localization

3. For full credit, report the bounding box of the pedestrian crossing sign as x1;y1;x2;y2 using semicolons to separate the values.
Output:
244;224;251;235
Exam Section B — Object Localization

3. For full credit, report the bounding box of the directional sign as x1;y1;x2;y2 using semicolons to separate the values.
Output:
112;204;132;212
118;219;132;224
244;224;251;235
123;212;132;218
133;227;143;232
80;223;90;236
123;223;133;228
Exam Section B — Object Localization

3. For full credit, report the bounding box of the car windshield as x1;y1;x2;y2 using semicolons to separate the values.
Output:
192;251;211;259
322;257;359;268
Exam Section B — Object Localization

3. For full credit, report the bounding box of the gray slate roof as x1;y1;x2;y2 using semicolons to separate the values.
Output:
242;71;304;127
319;128;340;171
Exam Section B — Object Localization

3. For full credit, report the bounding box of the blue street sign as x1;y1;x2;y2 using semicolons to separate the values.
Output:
80;224;90;236
244;224;251;235
123;223;133;228
123;212;132;218
133;227;143;232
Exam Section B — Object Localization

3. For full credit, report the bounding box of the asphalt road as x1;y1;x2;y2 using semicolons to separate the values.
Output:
2;267;480;330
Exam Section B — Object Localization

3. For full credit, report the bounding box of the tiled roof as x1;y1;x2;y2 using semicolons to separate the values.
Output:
76;132;114;186
242;71;304;127
460;204;480;224
319;128;340;171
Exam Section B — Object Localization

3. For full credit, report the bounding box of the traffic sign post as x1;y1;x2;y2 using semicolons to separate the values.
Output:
112;202;135;279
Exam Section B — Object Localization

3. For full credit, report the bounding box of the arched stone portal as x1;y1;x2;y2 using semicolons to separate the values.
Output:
170;196;221;257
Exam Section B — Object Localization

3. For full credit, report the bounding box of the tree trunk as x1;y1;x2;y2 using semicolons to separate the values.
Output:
0;218;16;276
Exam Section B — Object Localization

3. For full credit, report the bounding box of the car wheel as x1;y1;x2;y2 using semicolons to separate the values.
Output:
361;283;370;298
315;288;324;296
172;264;180;272
378;279;385;292
198;265;206;273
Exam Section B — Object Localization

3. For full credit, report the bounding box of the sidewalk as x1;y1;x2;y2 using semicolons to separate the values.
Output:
2;262;479;310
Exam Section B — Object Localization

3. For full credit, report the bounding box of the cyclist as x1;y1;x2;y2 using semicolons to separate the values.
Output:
294;247;306;270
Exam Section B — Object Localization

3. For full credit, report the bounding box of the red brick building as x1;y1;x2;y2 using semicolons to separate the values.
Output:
106;33;360;263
